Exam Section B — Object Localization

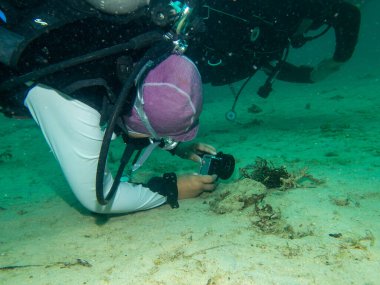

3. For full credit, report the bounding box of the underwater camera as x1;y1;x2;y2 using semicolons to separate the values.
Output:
199;152;235;180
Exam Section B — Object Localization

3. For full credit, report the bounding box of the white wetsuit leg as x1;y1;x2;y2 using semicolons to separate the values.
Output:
24;85;166;213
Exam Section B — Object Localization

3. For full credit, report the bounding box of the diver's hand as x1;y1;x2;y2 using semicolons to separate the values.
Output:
177;174;218;199
310;58;343;82
175;142;217;163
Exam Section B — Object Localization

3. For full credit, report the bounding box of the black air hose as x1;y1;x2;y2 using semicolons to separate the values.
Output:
0;31;163;92
95;39;174;205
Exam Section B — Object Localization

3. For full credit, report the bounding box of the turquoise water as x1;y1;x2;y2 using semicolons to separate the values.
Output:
1;1;379;284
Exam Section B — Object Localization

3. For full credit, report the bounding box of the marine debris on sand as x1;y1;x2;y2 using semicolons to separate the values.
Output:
239;157;323;190
209;179;315;239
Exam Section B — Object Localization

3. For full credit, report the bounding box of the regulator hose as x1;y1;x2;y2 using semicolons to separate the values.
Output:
95;38;174;205
0;31;163;92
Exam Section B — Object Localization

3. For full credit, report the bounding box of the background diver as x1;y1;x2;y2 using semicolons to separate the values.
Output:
185;0;361;119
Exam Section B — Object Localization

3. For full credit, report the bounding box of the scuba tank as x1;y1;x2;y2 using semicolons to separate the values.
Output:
0;0;98;70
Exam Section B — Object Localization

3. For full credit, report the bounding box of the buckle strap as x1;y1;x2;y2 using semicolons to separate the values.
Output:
147;172;179;208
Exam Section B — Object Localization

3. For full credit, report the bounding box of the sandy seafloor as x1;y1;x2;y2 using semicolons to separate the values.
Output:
1;4;380;285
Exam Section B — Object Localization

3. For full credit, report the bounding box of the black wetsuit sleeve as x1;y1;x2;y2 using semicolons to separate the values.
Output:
275;62;314;83
331;2;361;62
274;1;360;83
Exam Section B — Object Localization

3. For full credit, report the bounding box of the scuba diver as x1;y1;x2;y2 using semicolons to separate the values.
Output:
186;0;361;119
0;0;222;214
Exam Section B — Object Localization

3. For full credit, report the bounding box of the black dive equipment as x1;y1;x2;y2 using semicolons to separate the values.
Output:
225;43;290;121
225;71;257;121
0;0;92;69
0;31;163;92
225;23;331;121
257;43;290;98
290;24;332;49
199;152;235;180
198;2;332;122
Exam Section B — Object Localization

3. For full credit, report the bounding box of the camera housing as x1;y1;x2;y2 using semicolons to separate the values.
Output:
199;152;235;180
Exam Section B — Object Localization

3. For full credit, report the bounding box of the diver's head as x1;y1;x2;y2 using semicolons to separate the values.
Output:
123;54;203;143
